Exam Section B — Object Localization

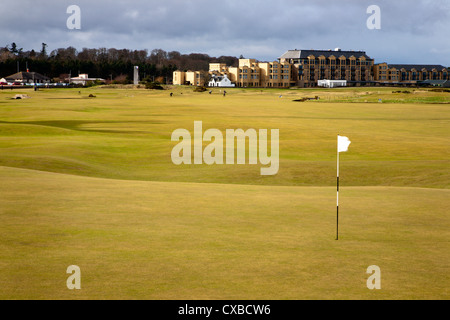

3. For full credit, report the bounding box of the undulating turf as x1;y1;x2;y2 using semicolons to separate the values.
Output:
0;86;448;299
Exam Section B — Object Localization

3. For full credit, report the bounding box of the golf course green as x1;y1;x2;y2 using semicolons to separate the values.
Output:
0;86;448;299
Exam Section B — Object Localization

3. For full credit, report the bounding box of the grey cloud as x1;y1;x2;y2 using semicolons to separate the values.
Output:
0;0;448;65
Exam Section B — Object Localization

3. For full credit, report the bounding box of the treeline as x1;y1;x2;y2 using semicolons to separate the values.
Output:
0;43;238;83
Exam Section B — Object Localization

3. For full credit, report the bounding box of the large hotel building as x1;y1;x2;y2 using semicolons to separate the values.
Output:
279;49;375;87
173;48;449;88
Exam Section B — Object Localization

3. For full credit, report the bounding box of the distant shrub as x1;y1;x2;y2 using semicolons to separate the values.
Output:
145;82;164;90
85;80;104;87
112;74;131;85
68;83;84;88
193;86;207;92
430;88;450;93
293;97;318;102
392;90;412;94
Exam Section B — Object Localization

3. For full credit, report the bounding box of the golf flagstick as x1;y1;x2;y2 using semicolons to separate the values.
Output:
336;135;351;240
337;136;339;240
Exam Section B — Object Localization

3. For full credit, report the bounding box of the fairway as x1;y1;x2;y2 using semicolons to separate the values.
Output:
0;86;449;299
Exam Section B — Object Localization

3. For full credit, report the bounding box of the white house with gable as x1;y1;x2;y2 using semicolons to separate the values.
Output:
208;74;235;87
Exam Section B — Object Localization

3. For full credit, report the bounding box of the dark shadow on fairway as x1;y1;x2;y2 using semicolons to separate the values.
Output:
45;97;85;99
0;120;165;134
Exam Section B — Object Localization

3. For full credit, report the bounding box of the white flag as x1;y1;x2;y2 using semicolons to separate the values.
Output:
338;136;351;153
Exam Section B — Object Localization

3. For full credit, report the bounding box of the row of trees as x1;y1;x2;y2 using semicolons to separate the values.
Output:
0;43;239;84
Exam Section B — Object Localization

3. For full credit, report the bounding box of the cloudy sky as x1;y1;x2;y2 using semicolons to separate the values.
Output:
1;0;449;65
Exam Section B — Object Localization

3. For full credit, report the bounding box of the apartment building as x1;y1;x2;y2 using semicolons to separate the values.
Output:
207;58;291;88
258;61;292;88
373;63;448;84
173;70;185;85
173;70;205;86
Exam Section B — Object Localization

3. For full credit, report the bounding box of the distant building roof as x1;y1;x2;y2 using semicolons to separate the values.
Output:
279;49;372;60
387;64;447;71
5;71;50;81
279;50;302;60
211;75;225;81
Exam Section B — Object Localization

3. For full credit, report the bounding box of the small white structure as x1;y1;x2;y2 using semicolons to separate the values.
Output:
69;74;104;85
208;74;235;87
318;80;347;88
